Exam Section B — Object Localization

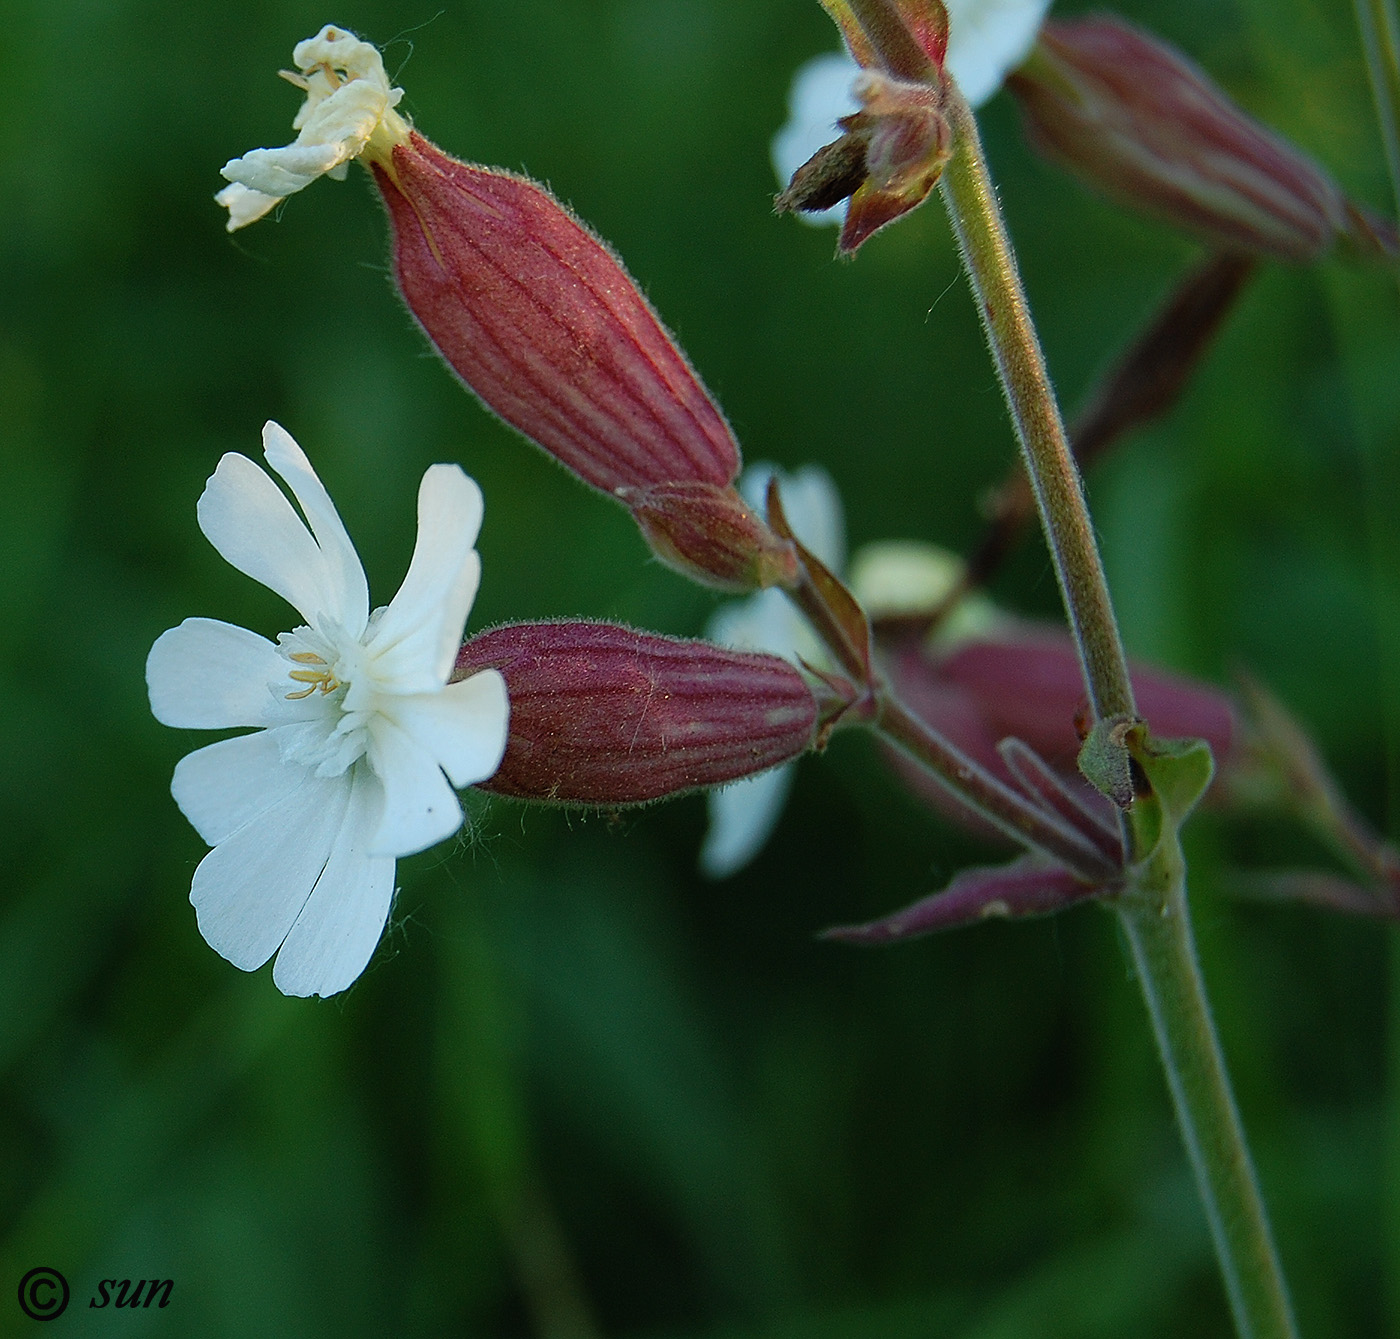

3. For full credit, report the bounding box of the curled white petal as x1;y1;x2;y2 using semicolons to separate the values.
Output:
217;25;408;232
273;766;397;998
147;618;283;729
701;767;797;879
222;141;348;201
214;182;282;229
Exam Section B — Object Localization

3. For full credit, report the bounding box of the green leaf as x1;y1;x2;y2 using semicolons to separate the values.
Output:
1125;728;1215;866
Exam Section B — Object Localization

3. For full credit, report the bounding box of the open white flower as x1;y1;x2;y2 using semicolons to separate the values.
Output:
147;422;509;997
216;24;411;231
701;464;844;878
773;0;1053;220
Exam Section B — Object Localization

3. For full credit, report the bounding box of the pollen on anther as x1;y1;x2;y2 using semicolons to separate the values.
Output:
286;662;341;700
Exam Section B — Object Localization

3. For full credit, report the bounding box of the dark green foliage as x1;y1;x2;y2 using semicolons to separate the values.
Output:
0;1;1396;1334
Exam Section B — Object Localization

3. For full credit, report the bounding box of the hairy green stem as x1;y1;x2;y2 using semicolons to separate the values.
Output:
937;83;1136;725
1118;877;1297;1339
931;61;1294;1339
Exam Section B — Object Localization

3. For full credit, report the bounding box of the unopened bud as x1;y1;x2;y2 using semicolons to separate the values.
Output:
778;69;951;254
375;134;742;495
1008;16;1394;263
453;622;818;805
622;482;800;592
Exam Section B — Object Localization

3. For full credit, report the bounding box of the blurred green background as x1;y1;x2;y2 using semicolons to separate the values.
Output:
2;0;1398;1333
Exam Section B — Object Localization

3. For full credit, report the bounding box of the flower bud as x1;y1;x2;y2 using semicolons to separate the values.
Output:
374;135;742;496
452;622;818;805
622;482;800;593
778;69;952;254
1007;16;1396;263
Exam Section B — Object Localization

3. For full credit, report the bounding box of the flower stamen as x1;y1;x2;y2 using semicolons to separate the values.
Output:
285;651;342;699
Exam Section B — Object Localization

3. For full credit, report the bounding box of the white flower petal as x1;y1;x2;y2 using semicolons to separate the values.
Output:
381;670;510;788
294;78;389;157
708;586;802;657
701;766;797;879
779;465;845;573
710;459;842;664
742;462;844;572
217;27;407;232
189;771;352;972
945;0;1052;108
272;766;397;998
700;460;844;874
365;466;484;690
260;422;369;636
147;618;283;729
214;182;281;232
367;715;465;856
171;730;307;846
221;141;347;200
197;453;337;625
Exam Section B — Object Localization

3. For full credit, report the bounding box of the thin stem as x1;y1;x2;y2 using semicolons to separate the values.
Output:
1353;0;1400;217
1117;881;1297;1339
937;81;1136;724
876;690;1119;883
933;62;1295;1338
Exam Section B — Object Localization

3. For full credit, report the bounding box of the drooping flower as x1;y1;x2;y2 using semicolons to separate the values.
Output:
146;422;509;997
216;25;411;230
700;464;844;877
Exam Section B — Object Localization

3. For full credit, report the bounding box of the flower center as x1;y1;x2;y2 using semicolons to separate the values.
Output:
285;650;343;700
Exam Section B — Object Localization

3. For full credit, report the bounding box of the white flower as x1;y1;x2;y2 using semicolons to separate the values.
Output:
701;464;844;878
216;24;411;231
147;422;509;997
772;0;1053;220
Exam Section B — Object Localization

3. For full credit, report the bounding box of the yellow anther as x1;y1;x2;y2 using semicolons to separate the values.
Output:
285;660;341;700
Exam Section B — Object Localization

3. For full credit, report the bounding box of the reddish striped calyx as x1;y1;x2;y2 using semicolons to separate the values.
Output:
375;135;742;496
1007;16;1397;263
453;621;819;806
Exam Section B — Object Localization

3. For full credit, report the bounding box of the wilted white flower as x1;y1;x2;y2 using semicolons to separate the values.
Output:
217;24;411;231
701;464;844;878
147;422;509;997
773;0;1054;219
